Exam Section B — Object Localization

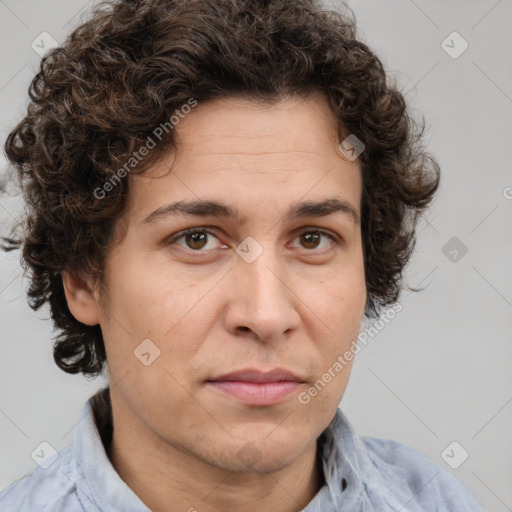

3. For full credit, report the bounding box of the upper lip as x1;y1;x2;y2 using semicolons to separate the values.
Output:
207;368;304;383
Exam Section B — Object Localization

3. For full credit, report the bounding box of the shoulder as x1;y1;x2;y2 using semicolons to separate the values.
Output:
361;436;486;511
0;445;92;512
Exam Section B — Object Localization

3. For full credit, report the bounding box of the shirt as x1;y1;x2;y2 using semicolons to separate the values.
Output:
0;387;486;511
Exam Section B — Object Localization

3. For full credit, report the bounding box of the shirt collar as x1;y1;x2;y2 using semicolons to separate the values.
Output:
304;404;370;510
72;387;150;511
71;387;398;511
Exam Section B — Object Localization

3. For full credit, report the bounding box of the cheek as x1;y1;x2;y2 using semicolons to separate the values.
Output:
309;271;366;327
100;268;207;417
106;254;195;329
305;277;366;378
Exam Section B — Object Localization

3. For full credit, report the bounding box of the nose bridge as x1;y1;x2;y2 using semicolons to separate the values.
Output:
241;237;287;307
229;236;299;341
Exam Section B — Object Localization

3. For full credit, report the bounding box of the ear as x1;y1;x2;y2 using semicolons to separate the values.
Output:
61;270;101;326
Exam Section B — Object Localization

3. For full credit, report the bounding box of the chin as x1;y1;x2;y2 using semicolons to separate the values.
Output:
224;443;305;475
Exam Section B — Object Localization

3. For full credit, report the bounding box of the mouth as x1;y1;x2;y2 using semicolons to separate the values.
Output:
206;368;305;406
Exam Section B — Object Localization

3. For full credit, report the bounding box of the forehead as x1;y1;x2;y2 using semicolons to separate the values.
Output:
122;93;361;228
172;93;340;154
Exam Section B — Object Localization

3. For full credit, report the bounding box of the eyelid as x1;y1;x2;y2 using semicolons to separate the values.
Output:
166;227;226;249
288;227;341;251
166;226;341;251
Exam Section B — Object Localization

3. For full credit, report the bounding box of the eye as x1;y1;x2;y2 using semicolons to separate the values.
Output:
166;227;339;253
167;228;224;251
291;228;339;251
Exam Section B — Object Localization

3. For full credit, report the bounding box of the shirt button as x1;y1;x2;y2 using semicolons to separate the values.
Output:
340;478;347;492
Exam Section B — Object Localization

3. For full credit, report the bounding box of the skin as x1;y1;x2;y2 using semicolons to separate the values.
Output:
62;92;367;512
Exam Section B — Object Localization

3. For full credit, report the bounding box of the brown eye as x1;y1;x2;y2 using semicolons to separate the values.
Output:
184;230;208;250
300;232;321;249
292;229;338;251
168;229;223;251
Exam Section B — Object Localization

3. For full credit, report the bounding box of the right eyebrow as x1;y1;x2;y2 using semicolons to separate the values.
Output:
142;197;360;226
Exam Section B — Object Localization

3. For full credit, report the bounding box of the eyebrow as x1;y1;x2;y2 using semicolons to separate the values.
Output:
142;197;360;226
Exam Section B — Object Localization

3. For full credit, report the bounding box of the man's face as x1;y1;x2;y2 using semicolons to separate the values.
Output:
96;93;366;473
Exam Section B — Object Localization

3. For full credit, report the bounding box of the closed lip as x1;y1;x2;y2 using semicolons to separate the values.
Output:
207;368;305;383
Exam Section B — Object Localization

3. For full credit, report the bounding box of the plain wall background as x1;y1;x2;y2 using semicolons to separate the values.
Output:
0;0;511;510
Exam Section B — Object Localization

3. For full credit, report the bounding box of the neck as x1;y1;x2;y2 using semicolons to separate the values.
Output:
106;396;325;512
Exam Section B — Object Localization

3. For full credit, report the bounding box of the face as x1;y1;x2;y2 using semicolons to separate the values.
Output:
76;93;366;474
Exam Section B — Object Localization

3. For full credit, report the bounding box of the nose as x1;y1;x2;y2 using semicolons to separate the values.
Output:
224;246;301;344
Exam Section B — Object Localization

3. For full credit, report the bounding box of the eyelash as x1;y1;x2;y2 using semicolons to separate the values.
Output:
166;227;340;253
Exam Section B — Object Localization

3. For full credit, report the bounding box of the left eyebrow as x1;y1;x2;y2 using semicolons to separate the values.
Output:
142;197;360;226
289;198;360;225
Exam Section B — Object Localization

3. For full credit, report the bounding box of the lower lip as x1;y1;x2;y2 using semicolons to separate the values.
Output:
206;381;301;405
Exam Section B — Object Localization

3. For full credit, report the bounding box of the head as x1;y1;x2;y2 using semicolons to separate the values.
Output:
2;0;439;474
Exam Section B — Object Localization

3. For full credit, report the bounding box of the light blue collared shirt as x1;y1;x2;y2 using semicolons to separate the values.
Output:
0;387;485;511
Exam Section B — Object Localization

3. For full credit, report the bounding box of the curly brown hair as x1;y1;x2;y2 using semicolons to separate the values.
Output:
1;0;440;377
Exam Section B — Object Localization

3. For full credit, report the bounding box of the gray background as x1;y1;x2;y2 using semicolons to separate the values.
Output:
0;0;511;509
